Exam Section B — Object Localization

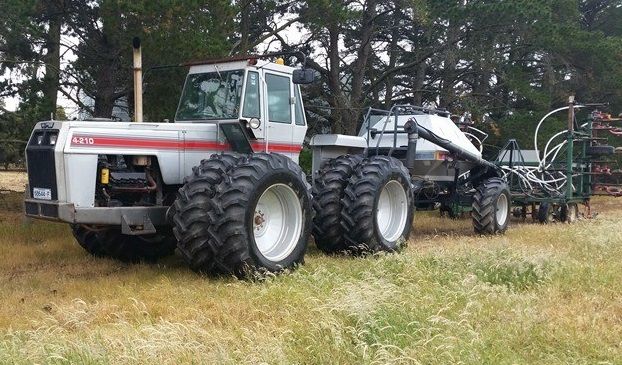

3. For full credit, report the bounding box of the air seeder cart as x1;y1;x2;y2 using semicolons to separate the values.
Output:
310;104;512;255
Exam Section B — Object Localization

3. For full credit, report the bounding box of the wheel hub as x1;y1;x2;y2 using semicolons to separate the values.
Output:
252;183;303;262
254;210;265;227
254;207;268;236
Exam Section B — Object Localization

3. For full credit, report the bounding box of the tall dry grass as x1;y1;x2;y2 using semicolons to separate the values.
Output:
0;196;621;364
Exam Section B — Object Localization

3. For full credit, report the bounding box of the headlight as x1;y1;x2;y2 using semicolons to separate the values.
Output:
249;118;261;129
49;134;57;145
37;135;44;145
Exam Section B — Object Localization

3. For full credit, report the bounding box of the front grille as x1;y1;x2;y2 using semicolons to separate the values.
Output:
26;130;58;200
24;201;61;219
40;203;59;218
25;201;39;215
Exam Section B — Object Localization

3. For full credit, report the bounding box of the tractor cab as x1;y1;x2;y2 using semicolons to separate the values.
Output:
175;58;312;143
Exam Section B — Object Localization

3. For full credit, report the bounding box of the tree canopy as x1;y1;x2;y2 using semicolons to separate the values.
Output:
1;0;621;162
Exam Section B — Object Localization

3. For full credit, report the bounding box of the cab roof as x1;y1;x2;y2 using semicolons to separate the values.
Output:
187;58;295;75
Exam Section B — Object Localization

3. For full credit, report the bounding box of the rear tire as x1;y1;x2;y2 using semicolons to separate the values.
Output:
170;153;243;272
341;155;414;253
70;225;176;262
207;153;311;276
472;177;510;234
312;154;364;253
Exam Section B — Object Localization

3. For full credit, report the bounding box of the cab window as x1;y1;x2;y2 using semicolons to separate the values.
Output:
242;71;260;118
294;85;305;126
176;69;244;121
266;73;291;123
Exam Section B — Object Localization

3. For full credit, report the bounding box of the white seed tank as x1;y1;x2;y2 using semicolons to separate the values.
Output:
360;113;481;182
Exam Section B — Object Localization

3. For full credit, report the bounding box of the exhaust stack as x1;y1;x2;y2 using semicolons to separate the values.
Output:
132;37;143;123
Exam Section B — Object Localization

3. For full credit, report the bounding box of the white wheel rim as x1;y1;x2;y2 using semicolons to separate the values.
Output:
496;194;509;225
253;183;303;262
376;180;409;242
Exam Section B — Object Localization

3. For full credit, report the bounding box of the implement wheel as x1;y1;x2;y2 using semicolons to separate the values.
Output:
312;154;364;253
537;202;555;224
560;203;579;223
472;177;510;234
341;155;414;253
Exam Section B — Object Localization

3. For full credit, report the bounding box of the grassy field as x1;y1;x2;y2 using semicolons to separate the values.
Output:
0;191;621;364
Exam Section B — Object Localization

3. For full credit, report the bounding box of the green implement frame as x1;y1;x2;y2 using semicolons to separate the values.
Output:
496;97;611;223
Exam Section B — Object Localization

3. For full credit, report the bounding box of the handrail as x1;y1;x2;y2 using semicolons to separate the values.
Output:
364;104;446;156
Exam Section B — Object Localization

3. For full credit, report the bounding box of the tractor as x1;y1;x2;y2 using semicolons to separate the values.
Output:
24;40;510;276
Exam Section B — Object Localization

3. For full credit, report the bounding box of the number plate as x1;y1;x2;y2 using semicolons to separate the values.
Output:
33;187;52;200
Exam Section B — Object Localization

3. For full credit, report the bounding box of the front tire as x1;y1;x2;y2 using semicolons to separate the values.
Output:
472;177;511;234
207;153;312;276
170;153;243;272
70;225;176;262
341;155;414;253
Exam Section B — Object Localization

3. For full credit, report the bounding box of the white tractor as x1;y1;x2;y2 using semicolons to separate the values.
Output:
24;41;509;276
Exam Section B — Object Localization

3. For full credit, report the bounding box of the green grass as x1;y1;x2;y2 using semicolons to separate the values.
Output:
0;195;621;364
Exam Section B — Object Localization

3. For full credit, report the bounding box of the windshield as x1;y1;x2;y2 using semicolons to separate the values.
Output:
175;69;244;121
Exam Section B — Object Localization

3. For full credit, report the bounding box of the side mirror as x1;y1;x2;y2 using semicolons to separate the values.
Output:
293;68;314;84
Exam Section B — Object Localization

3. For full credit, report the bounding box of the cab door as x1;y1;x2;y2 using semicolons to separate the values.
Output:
262;71;295;158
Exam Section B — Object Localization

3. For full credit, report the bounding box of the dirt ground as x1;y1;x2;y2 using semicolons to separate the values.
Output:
0;171;27;192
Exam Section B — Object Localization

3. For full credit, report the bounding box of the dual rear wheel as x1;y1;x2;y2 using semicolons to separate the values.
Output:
312;155;415;254
537;202;579;224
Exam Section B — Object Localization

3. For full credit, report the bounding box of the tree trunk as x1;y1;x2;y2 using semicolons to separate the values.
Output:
238;0;251;53
345;0;377;135
383;6;401;108
439;22;459;108
327;21;344;134
41;0;63;119
412;60;426;106
92;6;122;118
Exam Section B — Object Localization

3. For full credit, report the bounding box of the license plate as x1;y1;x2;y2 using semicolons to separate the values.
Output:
33;187;52;200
